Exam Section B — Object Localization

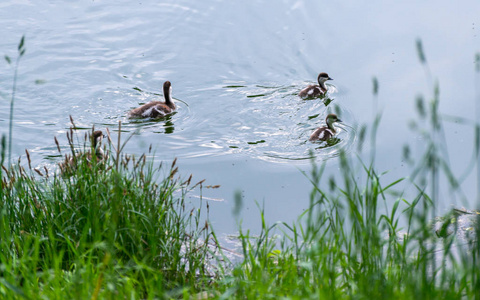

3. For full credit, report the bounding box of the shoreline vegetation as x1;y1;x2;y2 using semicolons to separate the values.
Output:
1;37;479;299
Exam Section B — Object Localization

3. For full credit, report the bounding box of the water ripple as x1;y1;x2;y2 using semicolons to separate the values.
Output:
207;82;356;162
95;81;356;164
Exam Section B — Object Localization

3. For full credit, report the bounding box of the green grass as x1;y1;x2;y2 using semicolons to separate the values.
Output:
212;154;479;298
0;125;219;298
1;36;479;299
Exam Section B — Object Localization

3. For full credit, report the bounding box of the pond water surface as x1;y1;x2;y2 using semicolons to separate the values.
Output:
1;0;479;238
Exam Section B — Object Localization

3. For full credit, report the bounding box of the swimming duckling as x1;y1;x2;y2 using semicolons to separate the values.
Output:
309;114;342;142
299;72;333;99
59;130;106;175
129;81;176;118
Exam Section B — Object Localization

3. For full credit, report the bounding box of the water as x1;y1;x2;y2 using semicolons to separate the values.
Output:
1;0;479;236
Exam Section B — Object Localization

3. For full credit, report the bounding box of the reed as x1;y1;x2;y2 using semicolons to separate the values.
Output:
4;35;25;164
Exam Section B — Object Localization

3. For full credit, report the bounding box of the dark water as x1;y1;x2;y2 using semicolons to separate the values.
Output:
1;0;479;236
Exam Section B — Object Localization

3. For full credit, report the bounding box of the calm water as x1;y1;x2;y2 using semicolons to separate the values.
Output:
1;0;479;236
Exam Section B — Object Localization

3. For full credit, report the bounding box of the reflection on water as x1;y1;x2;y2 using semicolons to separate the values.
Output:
126;113;177;135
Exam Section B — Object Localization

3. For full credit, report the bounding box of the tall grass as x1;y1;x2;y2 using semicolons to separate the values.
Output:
0;122;220;298
4;35;25;164
475;52;480;204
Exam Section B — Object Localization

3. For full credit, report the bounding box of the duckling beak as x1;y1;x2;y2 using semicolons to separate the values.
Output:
337;118;342;123
328;77;333;81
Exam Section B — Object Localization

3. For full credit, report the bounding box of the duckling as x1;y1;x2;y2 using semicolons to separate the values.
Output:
309;114;342;142
299;72;333;99
89;130;105;161
129;81;176;118
59;130;106;175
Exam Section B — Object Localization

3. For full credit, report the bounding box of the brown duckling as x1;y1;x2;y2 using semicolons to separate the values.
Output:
299;72;333;99
129;81;176;118
59;130;106;175
309;114;342;142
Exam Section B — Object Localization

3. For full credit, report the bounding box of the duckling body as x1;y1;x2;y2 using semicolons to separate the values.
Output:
129;81;176;118
59;130;106;175
299;72;333;99
309;114;342;142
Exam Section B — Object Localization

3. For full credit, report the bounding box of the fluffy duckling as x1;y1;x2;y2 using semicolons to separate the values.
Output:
299;72;333;99
129;81;176;118
309;114;342;142
59;130;106;175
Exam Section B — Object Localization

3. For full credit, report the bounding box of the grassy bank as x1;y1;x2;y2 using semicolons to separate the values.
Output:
1;37;479;299
1;126;219;298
